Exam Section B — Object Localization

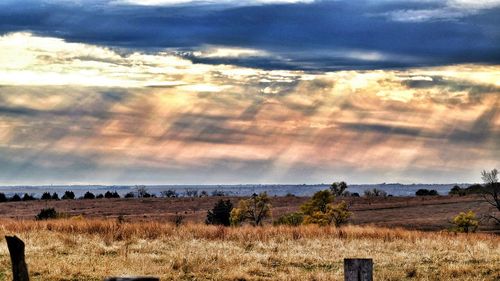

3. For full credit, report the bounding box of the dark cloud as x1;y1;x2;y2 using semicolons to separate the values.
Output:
0;0;499;70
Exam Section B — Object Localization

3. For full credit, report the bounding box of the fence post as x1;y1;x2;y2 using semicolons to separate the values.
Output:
344;258;373;281
5;236;30;281
104;277;160;281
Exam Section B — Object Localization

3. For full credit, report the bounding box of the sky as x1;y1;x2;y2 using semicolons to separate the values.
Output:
0;0;499;185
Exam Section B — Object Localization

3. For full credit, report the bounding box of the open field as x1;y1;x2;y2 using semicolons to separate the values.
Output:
0;195;497;232
0;220;498;280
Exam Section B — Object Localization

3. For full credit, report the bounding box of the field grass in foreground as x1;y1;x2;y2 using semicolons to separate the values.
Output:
0;219;498;280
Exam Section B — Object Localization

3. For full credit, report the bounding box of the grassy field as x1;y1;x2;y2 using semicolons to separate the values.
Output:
0;219;498;281
0;195;496;232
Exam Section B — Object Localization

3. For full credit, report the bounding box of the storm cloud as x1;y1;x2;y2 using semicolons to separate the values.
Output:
0;0;499;70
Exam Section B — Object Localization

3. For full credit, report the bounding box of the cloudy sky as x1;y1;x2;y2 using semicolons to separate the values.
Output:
0;0;498;185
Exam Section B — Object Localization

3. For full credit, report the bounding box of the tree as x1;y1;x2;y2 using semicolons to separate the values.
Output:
185;189;198;198
230;193;271;226
41;192;52;200
10;194;21;202
416;189;438;196
51;192;59;200
330;181;348;197
161;189;177;198
301;190;351;226
364;188;387;197
480;169;500;223
0;193;7;202
105;191;120;199
136;185;151;198
83;191;95;199
22;193;36;201
62;191;75;200
451;211;479;233
301;190;334;214
124;192;135;198
206;199;233;226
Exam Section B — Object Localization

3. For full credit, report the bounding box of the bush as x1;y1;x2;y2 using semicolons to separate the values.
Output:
62;191;75;200
206;199;233;226
96;194;104;199
451;211;479;233
274;212;304;226
10;194;21;202
36;208;58;220
83;191;95;199
0;193;7;202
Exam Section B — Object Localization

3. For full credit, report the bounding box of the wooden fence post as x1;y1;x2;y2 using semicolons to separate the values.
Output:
104;277;160;281
5;236;30;281
344;258;373;281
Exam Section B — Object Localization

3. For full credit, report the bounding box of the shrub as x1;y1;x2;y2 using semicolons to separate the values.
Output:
10;194;21;202
52;192;59;200
451;211;479;233
36;208;58;220
96;194;104;199
230;193;271;226
62;191;75;200
83;191;95;199
274;212;304;226
41;192;52;200
206;199;233;226
0;193;7;202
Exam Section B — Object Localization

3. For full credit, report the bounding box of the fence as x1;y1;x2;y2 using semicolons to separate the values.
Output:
5;235;373;281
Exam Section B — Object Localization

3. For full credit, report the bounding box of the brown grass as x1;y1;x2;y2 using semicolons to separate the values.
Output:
0;219;498;280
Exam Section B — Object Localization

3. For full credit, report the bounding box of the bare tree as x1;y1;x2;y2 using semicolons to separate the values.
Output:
481;169;500;223
136;185;150;198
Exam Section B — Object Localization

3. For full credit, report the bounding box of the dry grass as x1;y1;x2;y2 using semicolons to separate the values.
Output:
0;219;498;280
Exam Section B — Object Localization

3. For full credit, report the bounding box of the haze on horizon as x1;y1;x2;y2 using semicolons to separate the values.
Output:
0;0;498;185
